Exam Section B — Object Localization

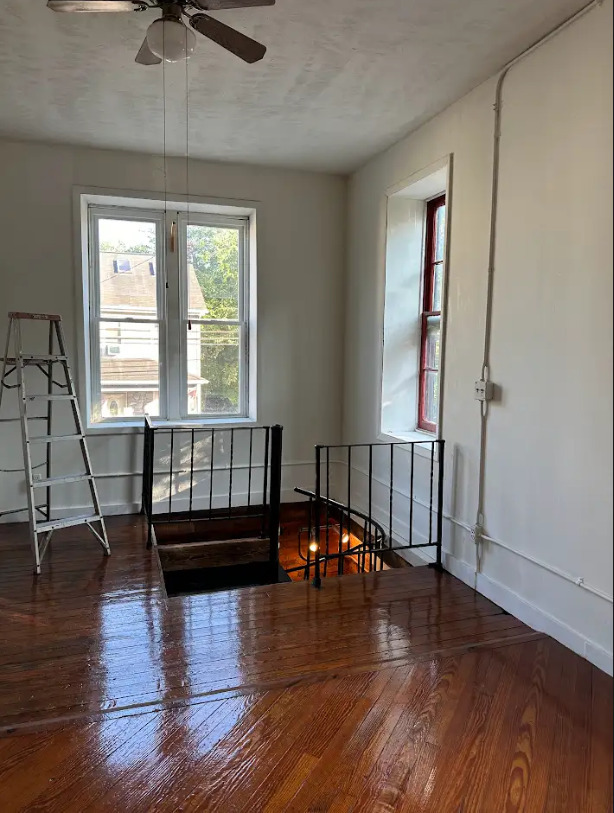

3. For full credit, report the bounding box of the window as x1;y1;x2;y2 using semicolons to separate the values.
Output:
85;199;254;426
418;195;446;433
380;159;450;441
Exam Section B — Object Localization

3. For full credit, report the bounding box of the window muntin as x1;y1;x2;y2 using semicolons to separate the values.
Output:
418;195;446;433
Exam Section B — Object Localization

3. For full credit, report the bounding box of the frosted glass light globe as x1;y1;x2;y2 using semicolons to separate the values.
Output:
146;18;196;63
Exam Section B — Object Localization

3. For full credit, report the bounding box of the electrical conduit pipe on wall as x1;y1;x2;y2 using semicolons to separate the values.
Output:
471;0;611;603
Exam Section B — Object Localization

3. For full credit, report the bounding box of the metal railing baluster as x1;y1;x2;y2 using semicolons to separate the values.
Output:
209;429;215;517
261;427;270;538
429;442;435;546
324;446;330;577
409;444;415;549
247;428;253;508
389;444;394;549
268;425;283;577
305;496;313;580
313;445;322;588
228;428;235;518
436;440;445;570
168;429;174;521
189;429;195;521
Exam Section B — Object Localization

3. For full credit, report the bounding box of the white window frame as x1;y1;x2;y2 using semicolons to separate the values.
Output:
78;191;257;430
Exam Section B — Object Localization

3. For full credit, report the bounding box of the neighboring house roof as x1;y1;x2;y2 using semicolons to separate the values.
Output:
100;252;208;315
101;358;208;386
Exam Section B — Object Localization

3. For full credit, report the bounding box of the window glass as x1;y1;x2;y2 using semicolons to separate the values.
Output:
98;219;158;318
187;225;240;321
98;321;160;420
424;317;441;370
435;204;446;262
186;324;241;416
423;371;440;427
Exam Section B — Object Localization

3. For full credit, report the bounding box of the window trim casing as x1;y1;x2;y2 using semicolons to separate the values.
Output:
76;189;258;431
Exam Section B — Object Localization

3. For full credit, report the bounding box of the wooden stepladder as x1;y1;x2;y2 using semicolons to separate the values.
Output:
0;312;110;574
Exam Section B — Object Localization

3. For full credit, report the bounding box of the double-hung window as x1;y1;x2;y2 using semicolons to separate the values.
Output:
85;198;253;426
418;194;446;433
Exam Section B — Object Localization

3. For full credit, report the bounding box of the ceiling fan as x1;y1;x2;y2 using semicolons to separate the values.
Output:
47;1;275;65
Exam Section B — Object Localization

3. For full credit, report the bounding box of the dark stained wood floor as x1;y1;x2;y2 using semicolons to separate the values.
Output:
0;515;612;812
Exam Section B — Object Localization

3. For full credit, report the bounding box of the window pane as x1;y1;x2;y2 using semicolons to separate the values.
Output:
435;204;446;262
432;263;443;312
98;219;158;319
423;370;440;427
97;321;160;420
187;225;240;321
187;324;241;416
425;317;441;370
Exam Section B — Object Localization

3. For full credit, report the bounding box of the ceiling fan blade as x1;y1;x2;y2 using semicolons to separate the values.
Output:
47;1;138;11
135;38;162;66
190;13;266;63
192;0;275;9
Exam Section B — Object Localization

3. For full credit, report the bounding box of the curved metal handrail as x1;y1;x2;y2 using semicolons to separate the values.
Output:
292;486;389;576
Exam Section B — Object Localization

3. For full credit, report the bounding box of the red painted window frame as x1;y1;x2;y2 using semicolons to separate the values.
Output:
418;194;446;433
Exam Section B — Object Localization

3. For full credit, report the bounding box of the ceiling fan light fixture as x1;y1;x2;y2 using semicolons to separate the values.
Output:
146;18;196;63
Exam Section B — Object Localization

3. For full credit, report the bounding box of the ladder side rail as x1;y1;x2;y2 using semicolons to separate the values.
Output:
0;316;14;413
45;320;54;521
55;320;110;555
14;319;42;574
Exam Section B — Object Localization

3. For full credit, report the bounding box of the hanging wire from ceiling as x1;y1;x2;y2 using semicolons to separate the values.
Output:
162;23;168;221
185;21;190;248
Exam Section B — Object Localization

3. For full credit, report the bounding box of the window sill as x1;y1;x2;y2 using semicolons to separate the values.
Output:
86;417;259;434
378;429;440;459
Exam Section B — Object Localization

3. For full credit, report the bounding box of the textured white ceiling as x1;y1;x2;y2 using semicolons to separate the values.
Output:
0;0;587;172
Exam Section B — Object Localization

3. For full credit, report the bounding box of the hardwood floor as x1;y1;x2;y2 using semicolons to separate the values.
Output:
0;515;611;811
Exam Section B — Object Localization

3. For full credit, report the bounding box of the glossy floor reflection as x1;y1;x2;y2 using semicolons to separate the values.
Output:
0;516;612;811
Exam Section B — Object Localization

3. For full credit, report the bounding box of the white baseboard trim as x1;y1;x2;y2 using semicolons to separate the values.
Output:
404;546;613;677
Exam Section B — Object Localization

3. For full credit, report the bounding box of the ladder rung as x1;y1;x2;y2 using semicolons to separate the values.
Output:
27;394;76;402
33;474;92;487
0;417;46;423
30;434;85;444
0;505;46;518
36;514;101;534
9;312;62;321
21;355;68;364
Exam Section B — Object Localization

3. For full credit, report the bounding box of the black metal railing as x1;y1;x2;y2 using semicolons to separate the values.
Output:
289;487;388;583
141;420;283;570
299;439;444;587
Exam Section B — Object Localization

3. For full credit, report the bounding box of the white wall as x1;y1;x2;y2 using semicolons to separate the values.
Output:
381;195;425;437
0;141;347;515
343;2;613;672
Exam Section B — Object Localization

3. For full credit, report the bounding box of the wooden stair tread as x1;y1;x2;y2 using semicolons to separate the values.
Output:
158;536;271;571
